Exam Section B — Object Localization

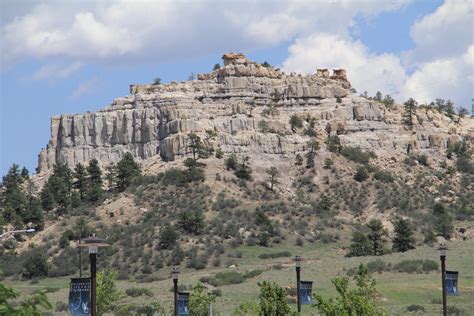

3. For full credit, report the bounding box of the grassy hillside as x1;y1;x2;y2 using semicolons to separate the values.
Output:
1;133;473;315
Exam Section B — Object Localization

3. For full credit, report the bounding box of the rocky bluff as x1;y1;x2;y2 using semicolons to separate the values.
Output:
37;53;471;172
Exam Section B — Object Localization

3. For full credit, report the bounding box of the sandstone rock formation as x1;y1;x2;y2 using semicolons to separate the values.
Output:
37;53;473;172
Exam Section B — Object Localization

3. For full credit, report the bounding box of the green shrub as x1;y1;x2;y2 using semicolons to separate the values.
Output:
406;304;426;313
393;259;437;274
258;251;292;259
373;170;394;183
243;269;264;279
289;114;303;130
354;166;369;182
125;287;153;297
215;271;245;285
326;136;342;153
421;260;439;272
21;248;49;279
341;147;376;164
367;259;391;273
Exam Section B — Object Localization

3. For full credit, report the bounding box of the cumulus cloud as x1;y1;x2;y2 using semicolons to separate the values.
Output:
282;34;407;98
405;0;474;66
282;0;473;108
403;45;474;107
1;0;409;65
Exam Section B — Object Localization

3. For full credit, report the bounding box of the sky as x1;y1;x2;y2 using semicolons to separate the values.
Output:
1;0;473;176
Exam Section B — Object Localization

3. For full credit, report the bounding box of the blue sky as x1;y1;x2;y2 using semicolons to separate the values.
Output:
0;0;472;176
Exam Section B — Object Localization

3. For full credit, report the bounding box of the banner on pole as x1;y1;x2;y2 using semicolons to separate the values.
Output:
445;271;459;296
178;292;190;316
69;278;91;315
300;281;313;305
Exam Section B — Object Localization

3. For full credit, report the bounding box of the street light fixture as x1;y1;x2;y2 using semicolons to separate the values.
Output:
0;228;35;239
79;234;109;316
172;267;179;316
438;243;448;316
295;255;301;313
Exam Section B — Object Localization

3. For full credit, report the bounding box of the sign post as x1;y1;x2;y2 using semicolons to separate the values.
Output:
445;271;459;296
69;278;91;316
300;281;313;305
177;292;190;316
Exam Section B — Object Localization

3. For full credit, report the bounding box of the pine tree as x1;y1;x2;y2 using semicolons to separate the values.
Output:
392;218;415;252
73;163;87;200
347;231;372;257
43;163;73;212
266;166;280;191
86;159;103;202
116;153;141;191
306;139;320;168
367;219;387;256
188;133;209;162
1;164;26;223
404;98;417;127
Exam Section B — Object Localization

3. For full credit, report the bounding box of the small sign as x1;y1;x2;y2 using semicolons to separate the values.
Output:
178;292;190;316
300;281;313;305
69;278;91;315
445;271;459;296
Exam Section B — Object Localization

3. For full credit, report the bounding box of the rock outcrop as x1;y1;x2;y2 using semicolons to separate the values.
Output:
37;53;472;172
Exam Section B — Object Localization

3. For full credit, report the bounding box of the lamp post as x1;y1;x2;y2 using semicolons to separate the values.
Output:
0;228;35;239
295;255;301;313
438;243;448;316
79;234;109;316
172;267;179;316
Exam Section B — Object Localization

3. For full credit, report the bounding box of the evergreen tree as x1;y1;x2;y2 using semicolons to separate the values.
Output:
392;218;415;252
306;139;320;168
86;159;103;201
436;213;454;240
116;153;141;191
1;164;26;224
374;91;382;101
41;163;73;212
23;180;44;230
188;133;210;162
289;114;303;131
404;98;417;127
73;163;87;201
234;156;252;180
367;219;387;256
266;166;280;191
178;210;205;234
20;167;29;180
382;94;394;108
157;224;179;250
347;231;372;257
354;166;369;182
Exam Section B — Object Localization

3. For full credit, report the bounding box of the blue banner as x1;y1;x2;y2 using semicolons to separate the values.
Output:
178;292;190;316
300;281;313;305
445;271;459;296
69;278;91;315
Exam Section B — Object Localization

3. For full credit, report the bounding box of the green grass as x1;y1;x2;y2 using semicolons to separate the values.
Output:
5;235;474;315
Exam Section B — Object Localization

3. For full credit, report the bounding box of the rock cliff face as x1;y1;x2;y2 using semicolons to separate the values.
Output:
37;54;472;172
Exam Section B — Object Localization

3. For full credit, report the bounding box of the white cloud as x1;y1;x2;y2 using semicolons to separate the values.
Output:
282;0;473;108
403;45;474;107
31;62;82;81
405;0;474;66
1;0;409;65
282;34;407;98
69;77;100;100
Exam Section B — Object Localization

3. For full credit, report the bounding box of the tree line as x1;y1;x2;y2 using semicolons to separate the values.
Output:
0;153;142;231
